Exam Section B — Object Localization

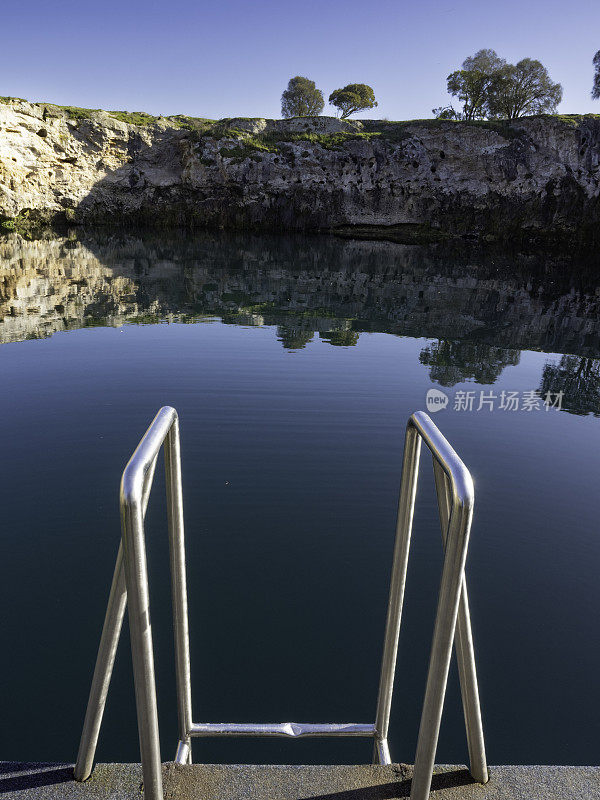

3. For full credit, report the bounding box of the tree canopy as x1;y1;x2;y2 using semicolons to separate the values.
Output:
446;49;506;120
593;51;600;100
446;49;562;121
328;84;377;118
432;105;462;120
281;76;324;118
486;59;562;120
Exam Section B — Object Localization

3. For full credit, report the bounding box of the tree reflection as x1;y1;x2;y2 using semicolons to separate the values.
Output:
277;326;314;350
419;340;520;386
319;330;360;347
539;355;600;416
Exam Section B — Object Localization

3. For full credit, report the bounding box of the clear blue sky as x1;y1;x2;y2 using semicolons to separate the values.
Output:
2;0;598;120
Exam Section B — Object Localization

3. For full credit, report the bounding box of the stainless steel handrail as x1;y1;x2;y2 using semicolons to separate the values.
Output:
74;408;487;800
374;411;488;799
74;406;192;800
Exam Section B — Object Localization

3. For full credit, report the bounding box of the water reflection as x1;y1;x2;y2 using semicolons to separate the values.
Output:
1;230;600;414
419;341;521;386
538;355;600;416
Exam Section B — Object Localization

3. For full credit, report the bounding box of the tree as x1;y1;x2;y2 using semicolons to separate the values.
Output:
419;340;519;386
320;329;360;347
486;59;562;120
281;76;324;118
328;84;377;118
446;49;505;120
593;51;600;100
432;105;462;120
277;326;314;350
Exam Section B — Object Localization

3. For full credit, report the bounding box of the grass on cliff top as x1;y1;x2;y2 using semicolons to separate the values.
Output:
2;95;598;139
108;111;215;129
214;112;600;159
215;129;386;159
214;119;517;160
535;113;600;126
0;97;216;129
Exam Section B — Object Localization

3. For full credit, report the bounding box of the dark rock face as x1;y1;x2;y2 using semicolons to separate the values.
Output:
1;101;599;242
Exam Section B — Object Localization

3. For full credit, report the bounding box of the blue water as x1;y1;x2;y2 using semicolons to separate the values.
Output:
0;232;598;768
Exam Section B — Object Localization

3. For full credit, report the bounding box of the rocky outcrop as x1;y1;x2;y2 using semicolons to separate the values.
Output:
1;99;599;242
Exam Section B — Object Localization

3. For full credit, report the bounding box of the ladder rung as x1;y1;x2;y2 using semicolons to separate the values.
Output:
189;722;376;738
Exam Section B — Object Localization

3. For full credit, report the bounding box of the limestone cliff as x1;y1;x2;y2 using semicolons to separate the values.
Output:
1;99;599;242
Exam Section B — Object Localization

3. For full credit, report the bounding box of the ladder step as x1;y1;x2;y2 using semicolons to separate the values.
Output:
189;722;376;738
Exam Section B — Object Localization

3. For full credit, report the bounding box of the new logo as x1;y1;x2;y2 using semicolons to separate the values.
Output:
426;388;448;413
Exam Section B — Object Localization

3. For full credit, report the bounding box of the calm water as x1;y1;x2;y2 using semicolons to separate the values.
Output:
0;231;599;768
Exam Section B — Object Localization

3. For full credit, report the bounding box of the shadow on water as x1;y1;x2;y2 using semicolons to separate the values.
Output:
1;229;600;413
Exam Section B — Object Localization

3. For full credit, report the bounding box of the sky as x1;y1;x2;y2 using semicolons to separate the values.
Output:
2;0;599;120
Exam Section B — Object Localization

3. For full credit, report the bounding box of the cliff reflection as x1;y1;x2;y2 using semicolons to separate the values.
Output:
1;230;600;412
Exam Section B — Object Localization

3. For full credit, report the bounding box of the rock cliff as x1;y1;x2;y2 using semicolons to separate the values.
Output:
1;99;599;242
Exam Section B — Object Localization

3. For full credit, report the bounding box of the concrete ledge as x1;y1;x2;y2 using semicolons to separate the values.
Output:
1;762;599;799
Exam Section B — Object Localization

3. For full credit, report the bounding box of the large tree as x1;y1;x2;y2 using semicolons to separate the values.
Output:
446;49;505;120
486;59;562;120
281;76;324;118
593;50;600;100
328;84;377;118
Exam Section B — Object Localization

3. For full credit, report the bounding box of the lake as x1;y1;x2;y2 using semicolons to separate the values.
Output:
0;230;598;768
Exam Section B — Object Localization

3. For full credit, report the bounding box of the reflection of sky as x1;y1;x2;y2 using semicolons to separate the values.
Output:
0;320;599;769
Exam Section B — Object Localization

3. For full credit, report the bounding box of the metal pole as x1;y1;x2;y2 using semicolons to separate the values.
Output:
165;419;193;764
121;484;163;800
74;544;127;781
409;485;473;800
74;456;158;782
373;423;422;762
432;460;488;784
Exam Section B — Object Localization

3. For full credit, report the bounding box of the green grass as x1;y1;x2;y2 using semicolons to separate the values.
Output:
266;130;381;149
1;97;217;130
166;114;215;131
361;117;522;140
55;105;101;121
218;133;279;159
107;110;160;126
213;117;527;155
536;113;600;126
2;95;598;143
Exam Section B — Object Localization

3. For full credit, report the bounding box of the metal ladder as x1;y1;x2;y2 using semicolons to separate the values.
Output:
74;406;488;800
